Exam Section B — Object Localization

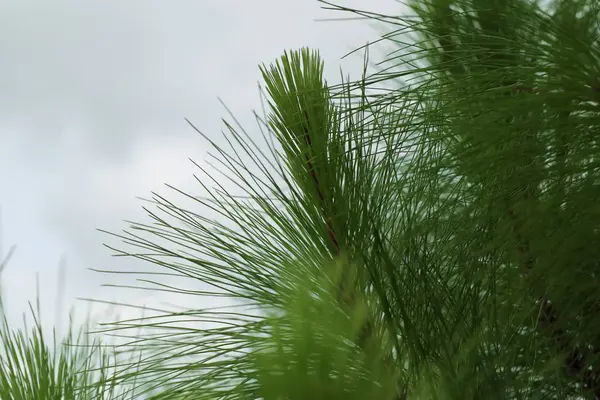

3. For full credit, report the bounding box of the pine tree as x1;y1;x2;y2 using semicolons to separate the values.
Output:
96;0;600;398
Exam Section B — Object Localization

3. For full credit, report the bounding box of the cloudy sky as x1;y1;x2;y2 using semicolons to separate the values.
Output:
0;0;401;337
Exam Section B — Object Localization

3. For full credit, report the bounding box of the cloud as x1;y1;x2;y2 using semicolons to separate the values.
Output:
0;0;403;334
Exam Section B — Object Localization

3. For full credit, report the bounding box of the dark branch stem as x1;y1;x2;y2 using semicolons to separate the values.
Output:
301;109;404;397
301;111;340;255
508;203;600;397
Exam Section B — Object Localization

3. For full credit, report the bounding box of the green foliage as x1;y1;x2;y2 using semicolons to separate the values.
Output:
0;298;140;399
3;0;597;398
97;0;600;398
0;254;151;399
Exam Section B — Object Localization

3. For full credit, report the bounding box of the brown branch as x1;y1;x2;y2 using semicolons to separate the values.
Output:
508;203;600;397
301;111;340;254
511;84;600;101
502;80;600;396
301;109;404;397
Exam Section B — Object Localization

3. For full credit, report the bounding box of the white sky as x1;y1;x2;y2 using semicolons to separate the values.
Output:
0;0;403;339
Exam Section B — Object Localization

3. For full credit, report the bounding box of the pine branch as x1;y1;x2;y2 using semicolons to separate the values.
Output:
508;200;600;398
301;102;404;399
300;110;340;255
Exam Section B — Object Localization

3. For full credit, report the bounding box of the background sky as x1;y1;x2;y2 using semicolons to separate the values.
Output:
0;0;402;339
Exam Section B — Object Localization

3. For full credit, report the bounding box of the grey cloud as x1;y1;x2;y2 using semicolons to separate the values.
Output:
0;0;402;331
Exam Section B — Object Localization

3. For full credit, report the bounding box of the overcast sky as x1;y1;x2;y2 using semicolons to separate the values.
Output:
0;0;402;338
